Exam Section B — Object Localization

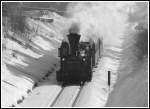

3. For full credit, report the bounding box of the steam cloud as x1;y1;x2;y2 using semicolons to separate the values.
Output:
69;23;80;34
66;2;148;56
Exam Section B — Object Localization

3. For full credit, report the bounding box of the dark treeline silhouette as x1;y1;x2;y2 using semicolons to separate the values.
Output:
2;2;27;33
134;29;148;60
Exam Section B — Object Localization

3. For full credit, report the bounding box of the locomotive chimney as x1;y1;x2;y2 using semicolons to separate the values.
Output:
67;23;81;55
67;33;81;56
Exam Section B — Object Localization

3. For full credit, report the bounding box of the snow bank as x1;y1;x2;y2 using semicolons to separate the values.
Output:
2;12;67;107
75;52;120;107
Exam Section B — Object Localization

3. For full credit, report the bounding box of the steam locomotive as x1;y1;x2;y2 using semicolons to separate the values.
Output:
56;32;102;85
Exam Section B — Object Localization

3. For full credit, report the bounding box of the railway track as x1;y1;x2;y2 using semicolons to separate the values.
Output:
50;84;84;107
49;86;65;107
71;86;83;107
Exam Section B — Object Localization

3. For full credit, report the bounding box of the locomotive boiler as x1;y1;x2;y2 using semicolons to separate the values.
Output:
56;32;102;85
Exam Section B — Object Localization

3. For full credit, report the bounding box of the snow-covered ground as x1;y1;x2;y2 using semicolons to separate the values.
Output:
2;2;148;107
74;56;120;107
106;31;148;107
1;11;69;107
106;57;148;107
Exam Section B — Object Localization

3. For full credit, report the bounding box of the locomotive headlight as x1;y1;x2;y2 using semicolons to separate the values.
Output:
62;58;65;61
83;58;86;61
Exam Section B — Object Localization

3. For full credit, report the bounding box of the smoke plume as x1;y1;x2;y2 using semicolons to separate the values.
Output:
66;2;148;53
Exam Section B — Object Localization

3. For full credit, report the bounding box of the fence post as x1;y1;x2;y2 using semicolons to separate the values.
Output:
108;71;111;90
